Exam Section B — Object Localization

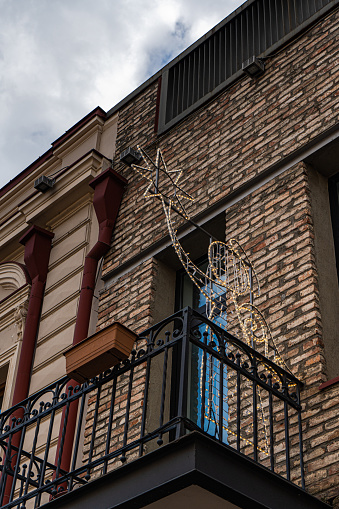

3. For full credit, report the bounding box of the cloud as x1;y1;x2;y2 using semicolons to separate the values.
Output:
0;0;245;189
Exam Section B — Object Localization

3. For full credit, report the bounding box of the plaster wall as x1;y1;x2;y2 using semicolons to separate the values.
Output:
30;195;100;395
0;113;120;399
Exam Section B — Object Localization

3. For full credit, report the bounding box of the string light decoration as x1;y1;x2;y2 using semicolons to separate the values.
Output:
132;146;194;219
131;146;293;455
197;350;271;455
131;146;287;367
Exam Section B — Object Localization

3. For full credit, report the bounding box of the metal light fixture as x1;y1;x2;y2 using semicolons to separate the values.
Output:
242;56;265;78
34;175;55;193
120;147;142;166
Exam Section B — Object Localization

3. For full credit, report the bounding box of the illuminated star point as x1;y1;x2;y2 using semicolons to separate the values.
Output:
131;146;194;215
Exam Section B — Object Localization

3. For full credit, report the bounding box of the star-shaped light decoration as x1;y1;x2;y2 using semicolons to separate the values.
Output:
131;146;194;219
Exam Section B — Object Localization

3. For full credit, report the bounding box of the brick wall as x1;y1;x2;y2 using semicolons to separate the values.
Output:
225;163;325;380
85;258;175;474
93;6;339;504
103;7;339;277
97;258;157;333
224;162;339;502
84;259;156;474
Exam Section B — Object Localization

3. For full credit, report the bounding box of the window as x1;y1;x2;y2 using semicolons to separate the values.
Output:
175;256;228;442
175;255;227;328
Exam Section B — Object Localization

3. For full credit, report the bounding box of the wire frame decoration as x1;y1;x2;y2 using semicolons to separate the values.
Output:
131;146;286;362
131;146;295;458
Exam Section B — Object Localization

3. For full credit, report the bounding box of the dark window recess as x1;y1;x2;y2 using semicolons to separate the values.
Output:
175;257;228;440
0;383;5;413
328;173;339;284
158;0;334;133
175;256;228;329
0;364;9;413
175;256;209;314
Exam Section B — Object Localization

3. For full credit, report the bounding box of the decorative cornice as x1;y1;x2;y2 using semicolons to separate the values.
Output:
0;261;30;289
0;107;107;199
20;150;106;227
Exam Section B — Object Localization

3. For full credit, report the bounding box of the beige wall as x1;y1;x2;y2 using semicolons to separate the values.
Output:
0;111;119;402
29;196;99;394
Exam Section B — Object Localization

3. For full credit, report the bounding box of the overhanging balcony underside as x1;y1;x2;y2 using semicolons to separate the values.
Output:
39;432;330;509
0;307;329;508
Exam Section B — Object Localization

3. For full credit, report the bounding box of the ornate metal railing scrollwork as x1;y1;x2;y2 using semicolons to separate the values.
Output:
0;308;304;508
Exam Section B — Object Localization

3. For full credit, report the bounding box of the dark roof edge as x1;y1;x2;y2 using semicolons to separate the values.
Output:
105;0;257;120
106;0;339;122
106;72;162;119
0;106;107;199
52;106;106;149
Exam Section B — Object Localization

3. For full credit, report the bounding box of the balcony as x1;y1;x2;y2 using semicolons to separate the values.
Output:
0;308;330;509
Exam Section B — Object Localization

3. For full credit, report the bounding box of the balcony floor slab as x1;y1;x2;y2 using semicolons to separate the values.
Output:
42;431;330;509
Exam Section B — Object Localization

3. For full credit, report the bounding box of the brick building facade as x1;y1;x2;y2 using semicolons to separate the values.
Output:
0;1;339;508
98;3;339;502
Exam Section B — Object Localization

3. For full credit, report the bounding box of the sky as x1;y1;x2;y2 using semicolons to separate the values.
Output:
0;0;245;189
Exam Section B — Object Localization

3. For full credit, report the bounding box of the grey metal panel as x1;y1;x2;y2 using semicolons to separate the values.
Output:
158;0;337;134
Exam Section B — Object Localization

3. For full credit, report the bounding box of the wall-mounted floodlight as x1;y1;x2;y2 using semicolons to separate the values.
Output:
242;56;265;78
34;175;55;193
120;147;142;166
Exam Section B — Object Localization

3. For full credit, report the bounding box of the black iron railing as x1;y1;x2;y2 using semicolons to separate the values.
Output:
0;307;304;508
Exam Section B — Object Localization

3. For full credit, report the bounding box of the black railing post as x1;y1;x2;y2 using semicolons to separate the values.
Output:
138;331;153;457
252;356;258;463
0;419;15;505
218;359;224;442
120;352;136;463
103;376;118;473
17;403;42;502
85;382;102;479
297;385;305;490
158;331;171;445
283;375;291;481
200;330;208;432
9;416;27;503
236;353;241;452
69;388;87;491
35;381;61;508
175;307;190;439
53;385;73;495
268;374;275;472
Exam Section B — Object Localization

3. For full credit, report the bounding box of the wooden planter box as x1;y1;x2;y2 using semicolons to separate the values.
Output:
64;322;137;383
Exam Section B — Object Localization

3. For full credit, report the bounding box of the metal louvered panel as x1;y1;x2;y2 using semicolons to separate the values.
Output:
158;0;337;133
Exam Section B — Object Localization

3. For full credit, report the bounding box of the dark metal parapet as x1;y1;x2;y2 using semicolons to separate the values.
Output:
158;0;337;133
